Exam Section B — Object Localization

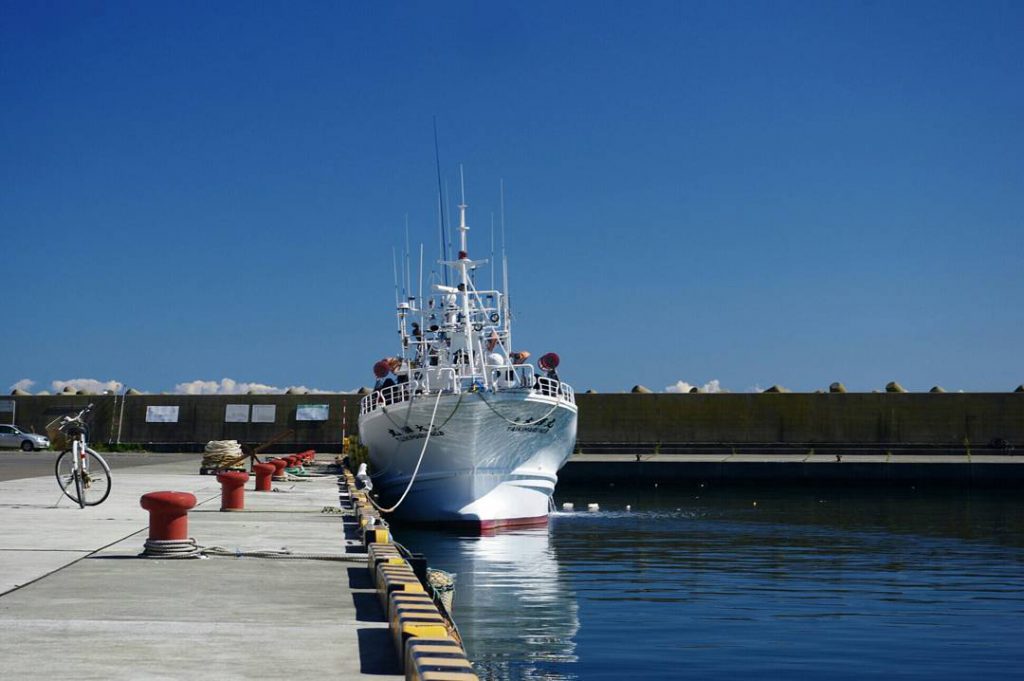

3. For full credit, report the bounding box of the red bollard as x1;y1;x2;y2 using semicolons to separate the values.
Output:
270;458;288;480
253;462;275;491
217;471;249;511
140;491;197;541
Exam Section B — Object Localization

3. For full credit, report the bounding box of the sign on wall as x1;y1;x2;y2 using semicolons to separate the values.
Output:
296;404;329;421
145;406;180;423
251;405;277;423
225;404;250;423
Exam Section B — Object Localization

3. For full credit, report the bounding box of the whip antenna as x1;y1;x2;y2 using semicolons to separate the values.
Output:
433;117;449;286
392;247;400;308
500;179;512;349
404;214;412;304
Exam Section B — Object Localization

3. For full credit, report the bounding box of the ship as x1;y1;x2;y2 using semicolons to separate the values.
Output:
357;187;578;530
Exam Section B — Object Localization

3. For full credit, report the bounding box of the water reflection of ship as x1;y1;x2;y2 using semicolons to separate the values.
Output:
454;528;580;681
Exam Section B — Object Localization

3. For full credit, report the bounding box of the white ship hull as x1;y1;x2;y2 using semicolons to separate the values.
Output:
359;390;577;529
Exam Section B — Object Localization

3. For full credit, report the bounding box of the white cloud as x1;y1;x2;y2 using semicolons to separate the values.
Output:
9;378;35;392
291;386;335;395
665;379;726;394
173;378;337;395
52;378;123;394
666;380;695;393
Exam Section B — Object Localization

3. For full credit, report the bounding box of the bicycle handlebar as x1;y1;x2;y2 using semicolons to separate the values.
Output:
60;404;94;427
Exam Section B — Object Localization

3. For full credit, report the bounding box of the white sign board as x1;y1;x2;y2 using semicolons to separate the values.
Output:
251;405;277;423
145;406;180;423
225;404;250;423
296;404;329;421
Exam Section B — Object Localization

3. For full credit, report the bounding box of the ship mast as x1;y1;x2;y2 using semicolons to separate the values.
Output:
457;167;476;380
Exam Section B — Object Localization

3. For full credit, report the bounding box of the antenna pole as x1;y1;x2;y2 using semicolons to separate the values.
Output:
433;118;449;286
404;215;412;305
500;179;512;352
444;179;454;266
392;247;400;308
458;165;468;255
457;166;475;379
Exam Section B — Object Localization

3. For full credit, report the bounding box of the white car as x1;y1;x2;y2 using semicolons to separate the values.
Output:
0;424;50;451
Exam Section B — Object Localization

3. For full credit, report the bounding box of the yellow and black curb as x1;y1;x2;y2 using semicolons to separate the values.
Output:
341;467;478;681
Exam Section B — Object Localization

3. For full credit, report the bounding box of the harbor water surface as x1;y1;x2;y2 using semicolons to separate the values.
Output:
397;483;1024;681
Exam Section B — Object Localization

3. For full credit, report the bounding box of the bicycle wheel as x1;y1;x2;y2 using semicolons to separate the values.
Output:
55;449;84;507
55;448;112;506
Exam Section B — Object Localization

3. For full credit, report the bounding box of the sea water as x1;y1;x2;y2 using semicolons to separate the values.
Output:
395;482;1024;681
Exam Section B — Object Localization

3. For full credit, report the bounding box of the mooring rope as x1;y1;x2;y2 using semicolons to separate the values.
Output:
380;389;416;429
475;390;561;426
140;537;368;561
369;388;462;481
365;389;444;514
382;388;463;431
435;391;464;429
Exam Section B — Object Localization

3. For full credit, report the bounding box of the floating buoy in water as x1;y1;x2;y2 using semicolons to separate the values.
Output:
562;502;574;511
587;503;600;512
625;505;631;511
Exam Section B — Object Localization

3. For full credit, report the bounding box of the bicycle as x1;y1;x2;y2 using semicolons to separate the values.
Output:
48;404;112;508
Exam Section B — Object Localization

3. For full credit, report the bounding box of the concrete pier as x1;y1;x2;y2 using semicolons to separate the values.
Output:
0;457;403;679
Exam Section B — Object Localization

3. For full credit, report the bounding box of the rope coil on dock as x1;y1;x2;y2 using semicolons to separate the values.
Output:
142;538;204;559
201;440;245;470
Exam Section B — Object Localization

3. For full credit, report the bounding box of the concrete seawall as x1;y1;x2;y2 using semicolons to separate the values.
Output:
572;393;1023;451
5;394;363;452
4;392;1022;454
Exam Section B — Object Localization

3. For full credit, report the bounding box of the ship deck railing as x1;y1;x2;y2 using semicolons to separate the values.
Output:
359;368;576;415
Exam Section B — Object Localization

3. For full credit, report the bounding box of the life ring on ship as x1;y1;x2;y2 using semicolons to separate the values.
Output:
473;323;483;331
489;313;500;323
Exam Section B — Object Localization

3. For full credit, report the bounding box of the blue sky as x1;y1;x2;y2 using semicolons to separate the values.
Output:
3;1;1021;394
